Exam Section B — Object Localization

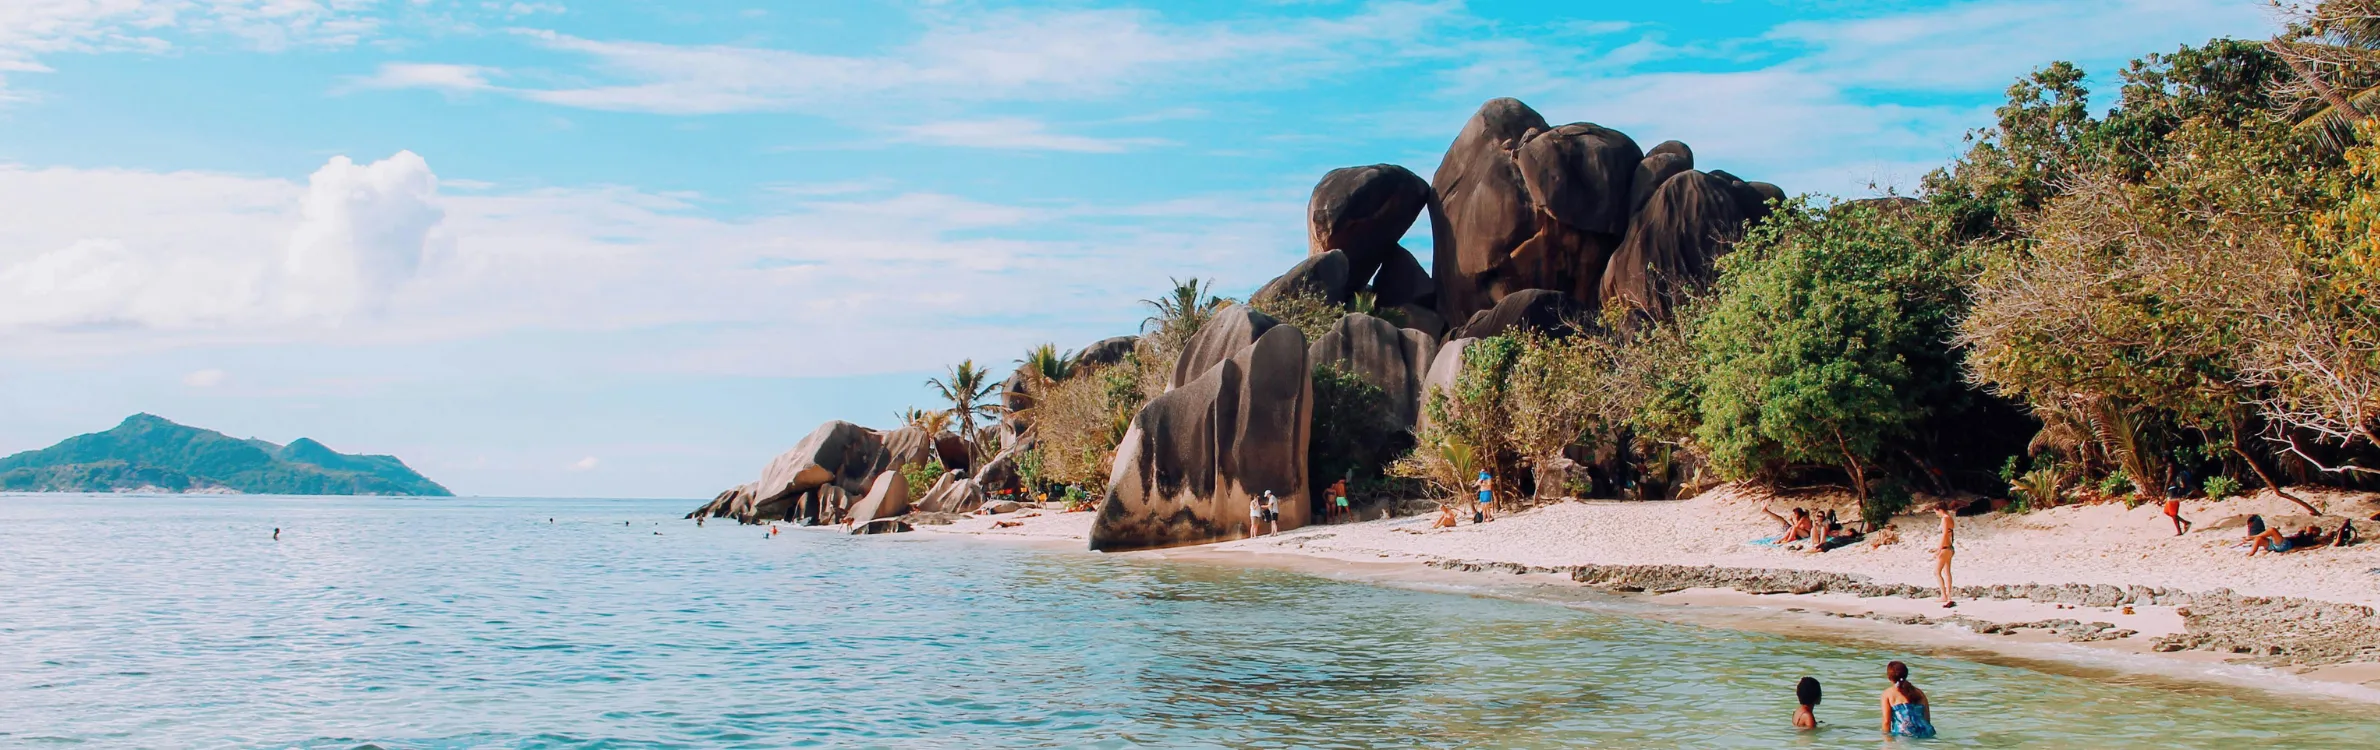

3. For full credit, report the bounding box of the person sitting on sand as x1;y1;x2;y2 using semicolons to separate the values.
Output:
1434;501;1459;529
1811;511;1864;552
1879;661;1936;739
1761;506;1815;544
1795;677;1822;729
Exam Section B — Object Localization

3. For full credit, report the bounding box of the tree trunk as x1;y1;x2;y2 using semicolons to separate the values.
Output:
2229;442;2319;515
1834;427;1870;499
2273;39;2368;124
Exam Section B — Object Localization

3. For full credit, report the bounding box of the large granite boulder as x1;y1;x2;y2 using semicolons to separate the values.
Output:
1309;312;1440;427
1171;304;1281;389
1647;139;1692;164
846;470;911;529
1416;337;1475;433
1431;98;1549;327
1629;152;1693;216
1073;336;1138;370
1309;164;1434;288
1599;169;1755;318
1253;249;1354;306
933;433;969;471
1397;303;1448;340
976;434;1033;491
696;420;889;523
883;426;937;468
1452;288;1589;340
1370;247;1433;309
1093;324;1313;552
918;475;987;514
1515;122;1640;237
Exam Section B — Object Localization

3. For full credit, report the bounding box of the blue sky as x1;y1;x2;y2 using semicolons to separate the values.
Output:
0;0;2273;498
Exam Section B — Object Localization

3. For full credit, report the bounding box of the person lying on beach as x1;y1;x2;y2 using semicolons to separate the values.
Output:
1880;661;1936;739
2247;524;2329;556
1795;677;1822;729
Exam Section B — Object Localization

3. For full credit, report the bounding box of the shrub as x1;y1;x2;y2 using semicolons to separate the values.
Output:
2096;471;2133;498
1248;287;1346;341
2010;467;2064;513
1309;363;1410;503
902;459;945;502
1861;479;1914;530
2202;474;2242;500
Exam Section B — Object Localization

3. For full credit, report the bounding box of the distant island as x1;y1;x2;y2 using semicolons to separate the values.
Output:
0;414;452;496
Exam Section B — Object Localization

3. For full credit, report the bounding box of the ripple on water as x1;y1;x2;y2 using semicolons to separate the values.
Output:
4;494;2380;749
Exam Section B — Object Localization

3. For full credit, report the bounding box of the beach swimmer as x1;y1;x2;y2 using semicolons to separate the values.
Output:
1794;677;1822;729
272;527;280;541
1880;661;1935;739
1935;503;1957;608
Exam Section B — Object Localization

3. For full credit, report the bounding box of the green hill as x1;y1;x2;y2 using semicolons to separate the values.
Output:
0;414;452;496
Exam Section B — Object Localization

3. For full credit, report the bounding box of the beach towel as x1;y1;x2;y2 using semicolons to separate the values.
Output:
1747;535;1784;547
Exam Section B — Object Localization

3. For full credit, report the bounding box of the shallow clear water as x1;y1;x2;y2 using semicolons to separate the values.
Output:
4;495;2378;749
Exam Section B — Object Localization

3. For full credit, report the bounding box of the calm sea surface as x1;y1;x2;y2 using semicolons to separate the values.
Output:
5;494;2379;749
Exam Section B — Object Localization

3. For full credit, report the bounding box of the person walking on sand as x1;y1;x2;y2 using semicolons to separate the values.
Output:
1331;476;1350;523
2163;494;2192;536
1879;661;1936;739
1934;504;1956;608
1794;677;1823;729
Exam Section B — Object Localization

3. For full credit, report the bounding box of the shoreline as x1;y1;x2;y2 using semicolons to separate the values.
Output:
913;487;2380;708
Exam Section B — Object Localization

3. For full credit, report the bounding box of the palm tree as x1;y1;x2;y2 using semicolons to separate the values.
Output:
927;360;1003;467
896;406;954;436
1005;344;1076;436
1140;277;1226;345
2271;1;2380;149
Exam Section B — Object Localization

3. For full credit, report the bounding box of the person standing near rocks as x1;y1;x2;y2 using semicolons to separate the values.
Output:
1250;493;1267;538
1263;490;1281;535
1934;504;1957;608
1475;470;1495;524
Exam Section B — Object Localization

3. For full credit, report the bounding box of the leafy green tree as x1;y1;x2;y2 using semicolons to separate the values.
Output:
1140;277;1228;352
1691;199;1973;498
1308;363;1410;506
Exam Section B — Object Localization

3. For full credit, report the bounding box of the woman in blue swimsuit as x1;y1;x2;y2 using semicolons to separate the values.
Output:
1879;660;1936;739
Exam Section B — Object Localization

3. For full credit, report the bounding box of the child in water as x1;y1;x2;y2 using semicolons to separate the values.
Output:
1794;677;1821;729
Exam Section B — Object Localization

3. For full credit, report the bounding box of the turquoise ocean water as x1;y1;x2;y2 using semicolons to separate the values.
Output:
4;495;2378;748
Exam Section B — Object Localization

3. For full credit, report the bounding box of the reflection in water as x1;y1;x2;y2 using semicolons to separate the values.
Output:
2;495;2378;749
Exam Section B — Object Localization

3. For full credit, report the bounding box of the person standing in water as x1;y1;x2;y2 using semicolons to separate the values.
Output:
1934;503;1957;608
1794;677;1822;729
272;528;280;541
1879;661;1936;738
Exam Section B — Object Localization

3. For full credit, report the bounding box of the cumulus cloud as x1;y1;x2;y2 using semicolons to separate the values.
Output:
569;456;599;472
0;151;444;332
181;368;227;387
280;151;444;320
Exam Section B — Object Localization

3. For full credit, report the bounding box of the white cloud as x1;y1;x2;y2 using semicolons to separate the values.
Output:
0;158;1302;375
569;455;598;471
182;368;227;387
0;151;443;332
280;151;444;320
896;118;1169;153
352;62;494;93
0;0;384;98
366;3;1466;114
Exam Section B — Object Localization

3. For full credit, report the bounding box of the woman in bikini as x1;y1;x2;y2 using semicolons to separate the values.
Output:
1934;503;1956;608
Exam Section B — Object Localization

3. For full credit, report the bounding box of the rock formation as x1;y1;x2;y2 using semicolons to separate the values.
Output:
1309;313;1439;427
1308;164;1434;291
1171;304;1282;389
1416;337;1474;433
1253;249;1354;306
691;420;890;523
1073;336;1138;369
1428;97;1777;326
1452;288;1589;340
1093;321;1314;552
847;470;910;530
